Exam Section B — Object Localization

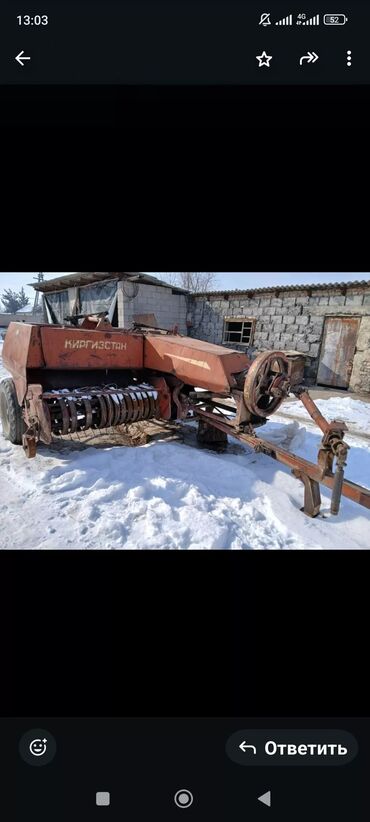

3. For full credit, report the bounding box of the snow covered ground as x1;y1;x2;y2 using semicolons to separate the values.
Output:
278;395;370;436
0;340;369;550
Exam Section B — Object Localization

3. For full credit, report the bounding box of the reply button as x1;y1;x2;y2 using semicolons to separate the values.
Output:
225;730;358;766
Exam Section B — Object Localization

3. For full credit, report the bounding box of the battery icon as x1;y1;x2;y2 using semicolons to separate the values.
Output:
323;14;348;25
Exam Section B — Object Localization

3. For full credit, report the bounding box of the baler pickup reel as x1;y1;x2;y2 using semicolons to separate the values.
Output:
1;321;369;519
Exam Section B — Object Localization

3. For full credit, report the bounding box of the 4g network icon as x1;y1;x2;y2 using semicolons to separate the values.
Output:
258;11;349;26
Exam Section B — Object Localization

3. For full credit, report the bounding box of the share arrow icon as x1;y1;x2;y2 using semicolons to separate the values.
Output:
299;51;319;65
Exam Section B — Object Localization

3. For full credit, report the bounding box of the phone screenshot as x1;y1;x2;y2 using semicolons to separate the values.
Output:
0;3;363;85
0;3;368;125
1;271;369;820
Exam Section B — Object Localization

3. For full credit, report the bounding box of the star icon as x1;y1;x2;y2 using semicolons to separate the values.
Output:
256;50;273;67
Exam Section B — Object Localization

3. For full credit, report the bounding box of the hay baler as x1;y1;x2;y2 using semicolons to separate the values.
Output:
1;317;369;518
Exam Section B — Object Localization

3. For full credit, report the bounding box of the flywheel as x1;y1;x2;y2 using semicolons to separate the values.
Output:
243;351;291;417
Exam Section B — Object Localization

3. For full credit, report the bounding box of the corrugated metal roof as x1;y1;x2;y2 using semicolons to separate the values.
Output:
194;280;370;297
30;272;189;294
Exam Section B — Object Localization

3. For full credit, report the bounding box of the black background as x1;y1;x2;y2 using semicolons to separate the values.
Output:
0;85;369;128
3;550;368;717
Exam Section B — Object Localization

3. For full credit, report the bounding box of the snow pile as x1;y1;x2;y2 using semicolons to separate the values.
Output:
0;342;369;549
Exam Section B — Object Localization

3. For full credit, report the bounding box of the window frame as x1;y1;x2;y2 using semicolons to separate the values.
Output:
222;316;256;347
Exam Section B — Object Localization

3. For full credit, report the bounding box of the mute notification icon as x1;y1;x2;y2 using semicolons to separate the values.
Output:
259;12;271;26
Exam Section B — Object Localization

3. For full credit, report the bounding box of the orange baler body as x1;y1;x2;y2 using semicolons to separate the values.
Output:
2;323;144;403
143;334;249;394
3;323;250;403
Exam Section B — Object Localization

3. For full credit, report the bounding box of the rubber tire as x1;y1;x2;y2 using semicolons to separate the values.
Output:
0;378;25;444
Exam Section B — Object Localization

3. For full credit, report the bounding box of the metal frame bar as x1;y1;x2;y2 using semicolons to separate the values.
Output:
193;408;370;513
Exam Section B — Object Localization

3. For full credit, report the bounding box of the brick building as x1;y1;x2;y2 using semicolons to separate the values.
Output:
188;280;370;393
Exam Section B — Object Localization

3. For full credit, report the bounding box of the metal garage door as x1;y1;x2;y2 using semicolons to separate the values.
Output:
317;316;360;388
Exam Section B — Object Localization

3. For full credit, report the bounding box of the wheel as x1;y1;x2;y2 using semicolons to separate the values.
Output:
0;378;26;444
243;351;290;417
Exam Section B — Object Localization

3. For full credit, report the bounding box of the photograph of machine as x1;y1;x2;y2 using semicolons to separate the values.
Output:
1;316;368;520
0;272;369;549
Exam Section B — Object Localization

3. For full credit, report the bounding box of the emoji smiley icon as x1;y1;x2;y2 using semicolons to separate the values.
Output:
29;738;48;757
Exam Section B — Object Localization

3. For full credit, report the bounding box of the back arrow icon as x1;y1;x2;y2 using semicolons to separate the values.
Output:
15;51;31;66
300;51;319;65
258;791;271;808
239;741;257;754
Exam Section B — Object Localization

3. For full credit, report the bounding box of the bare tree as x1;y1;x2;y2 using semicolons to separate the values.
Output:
162;273;217;293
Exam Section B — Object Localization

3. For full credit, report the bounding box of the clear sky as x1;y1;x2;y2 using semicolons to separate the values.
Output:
0;272;368;306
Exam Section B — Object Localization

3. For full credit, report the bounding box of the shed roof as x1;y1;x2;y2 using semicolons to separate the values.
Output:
31;272;189;294
194;280;370;297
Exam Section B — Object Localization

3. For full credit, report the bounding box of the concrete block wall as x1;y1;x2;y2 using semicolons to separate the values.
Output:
189;286;370;388
118;283;188;334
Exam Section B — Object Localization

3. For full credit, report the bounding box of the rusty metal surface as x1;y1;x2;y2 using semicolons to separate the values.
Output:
4;322;249;397
23;384;53;445
2;322;144;374
58;399;70;435
40;326;143;370
194;408;370;512
22;433;37;458
83;398;93;430
40;384;160;440
96;394;107;428
144;334;250;394
2;323;45;371
65;398;78;433
317;317;360;388
243;351;290;417
150;377;171;420
121;392;132;425
284;352;306;386
2;323;45;404
296;389;333;434
295;390;348;440
292;470;322;517
140;390;150;420
106;394;115;427
148;393;158;420
35;399;53;444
